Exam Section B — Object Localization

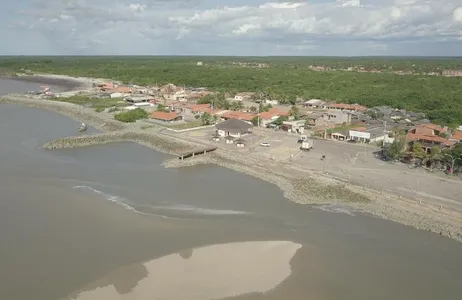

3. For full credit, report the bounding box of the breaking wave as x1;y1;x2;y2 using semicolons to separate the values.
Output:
73;185;250;217
314;204;356;216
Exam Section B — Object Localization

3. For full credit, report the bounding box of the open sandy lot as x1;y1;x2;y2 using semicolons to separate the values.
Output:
179;126;462;214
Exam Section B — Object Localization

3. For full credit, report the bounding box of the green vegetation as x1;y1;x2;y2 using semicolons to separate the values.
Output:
385;137;406;160
2;56;462;124
114;108;148;123
163;120;203;130
51;95;126;111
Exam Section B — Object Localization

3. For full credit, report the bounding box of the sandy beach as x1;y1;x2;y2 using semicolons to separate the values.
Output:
1;74;461;243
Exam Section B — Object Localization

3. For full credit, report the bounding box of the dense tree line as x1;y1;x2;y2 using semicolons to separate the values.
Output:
1;56;462;124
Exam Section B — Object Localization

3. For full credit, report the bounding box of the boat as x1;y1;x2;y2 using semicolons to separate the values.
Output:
78;123;87;132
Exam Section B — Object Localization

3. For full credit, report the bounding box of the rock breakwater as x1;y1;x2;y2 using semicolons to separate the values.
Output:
41;130;200;155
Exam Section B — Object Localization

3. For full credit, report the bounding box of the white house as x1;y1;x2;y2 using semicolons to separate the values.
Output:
348;127;394;144
110;92;125;98
197;61;203;66
265;99;279;105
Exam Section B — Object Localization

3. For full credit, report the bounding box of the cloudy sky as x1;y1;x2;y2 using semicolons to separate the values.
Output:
2;0;462;56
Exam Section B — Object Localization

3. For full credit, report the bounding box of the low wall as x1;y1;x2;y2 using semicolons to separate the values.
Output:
41;131;199;155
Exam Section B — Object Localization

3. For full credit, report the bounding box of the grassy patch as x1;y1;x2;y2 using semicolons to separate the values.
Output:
163;120;203;130
327;124;362;134
52;95;127;110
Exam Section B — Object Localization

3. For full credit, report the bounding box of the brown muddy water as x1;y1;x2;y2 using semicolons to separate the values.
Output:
1;80;462;300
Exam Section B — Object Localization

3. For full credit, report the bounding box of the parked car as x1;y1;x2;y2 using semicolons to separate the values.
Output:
260;142;271;147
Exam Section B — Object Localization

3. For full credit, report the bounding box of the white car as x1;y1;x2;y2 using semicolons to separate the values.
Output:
260;142;271;147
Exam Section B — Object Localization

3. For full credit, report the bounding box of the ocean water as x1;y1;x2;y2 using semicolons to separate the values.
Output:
1;79;462;300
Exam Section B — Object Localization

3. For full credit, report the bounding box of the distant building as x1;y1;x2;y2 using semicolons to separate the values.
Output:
197;61;203;66
234;92;255;101
324;110;352;125
303;99;327;109
442;70;462;77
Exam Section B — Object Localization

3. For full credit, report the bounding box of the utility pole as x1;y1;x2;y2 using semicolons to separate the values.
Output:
446;154;460;176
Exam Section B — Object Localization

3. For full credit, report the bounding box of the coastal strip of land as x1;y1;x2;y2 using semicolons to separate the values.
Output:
1;93;461;243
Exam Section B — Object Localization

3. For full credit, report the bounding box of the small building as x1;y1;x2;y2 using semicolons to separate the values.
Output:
327;103;367;112
225;136;235;144
215;119;253;138
110;92;125;98
303;99;327;109
124;96;154;104
282;120;306;134
265;99;279;105
220;111;254;122
235;139;246;148
234;92;255;101
349;127;393;144
197;61;203;66
331;130;349;141
324;110;352;125
150;111;183;123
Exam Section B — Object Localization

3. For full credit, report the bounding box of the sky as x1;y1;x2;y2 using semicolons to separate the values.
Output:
2;0;462;56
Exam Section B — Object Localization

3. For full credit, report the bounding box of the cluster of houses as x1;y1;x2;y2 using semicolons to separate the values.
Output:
71;81;462;152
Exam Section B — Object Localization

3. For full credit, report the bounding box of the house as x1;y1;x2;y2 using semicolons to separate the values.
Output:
234;92;255;101
186;104;213;115
327;103;367;112
150;111;183;123
306;113;334;129
197;61;203;66
349;127;393;144
324;110;352;125
215;119;253;138
282;120;306;134
449;131;462;142
303;99;327;109
265;99;279;105
330;130;349;141
220;111;254;122
110;92;125;99
390;110;408;120
406;124;453;153
258;108;289;127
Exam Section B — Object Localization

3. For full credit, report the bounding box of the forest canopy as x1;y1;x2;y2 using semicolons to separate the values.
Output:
1;56;462;124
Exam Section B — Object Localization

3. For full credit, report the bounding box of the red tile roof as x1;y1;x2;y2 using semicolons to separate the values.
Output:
150;111;180;121
221;111;254;121
406;133;453;146
451;131;462;141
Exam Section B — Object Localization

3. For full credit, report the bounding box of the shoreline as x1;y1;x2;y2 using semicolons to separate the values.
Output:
2;73;95;91
1;93;461;243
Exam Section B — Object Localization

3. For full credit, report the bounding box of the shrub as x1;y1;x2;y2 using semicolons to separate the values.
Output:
114;108;148;123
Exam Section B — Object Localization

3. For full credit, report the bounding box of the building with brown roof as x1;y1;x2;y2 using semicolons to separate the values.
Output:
406;124;453;153
150;111;183;123
221;111;254;122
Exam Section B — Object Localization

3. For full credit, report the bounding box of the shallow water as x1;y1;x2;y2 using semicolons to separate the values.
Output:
1;80;462;300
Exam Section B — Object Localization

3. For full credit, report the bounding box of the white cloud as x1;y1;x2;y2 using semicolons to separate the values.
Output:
3;0;462;55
